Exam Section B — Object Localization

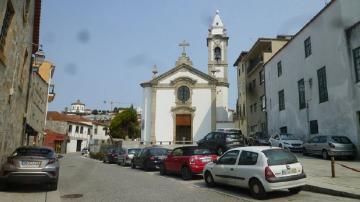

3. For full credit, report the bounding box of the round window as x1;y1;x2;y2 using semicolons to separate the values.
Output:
177;86;190;103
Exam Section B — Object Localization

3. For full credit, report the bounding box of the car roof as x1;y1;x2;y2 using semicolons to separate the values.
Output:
17;146;54;151
228;146;279;153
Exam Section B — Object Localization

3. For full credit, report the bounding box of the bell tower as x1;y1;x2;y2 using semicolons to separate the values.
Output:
207;10;230;122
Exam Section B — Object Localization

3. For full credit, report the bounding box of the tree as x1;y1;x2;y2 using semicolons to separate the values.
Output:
109;107;140;139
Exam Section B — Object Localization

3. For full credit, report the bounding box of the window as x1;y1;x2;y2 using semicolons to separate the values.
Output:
310;120;318;134
252;79;256;88
250;105;253;113
353;47;360;82
317;66;328;103
214;47;221;61
68;125;72;133
260;95;266;111
277;61;282;77
205;133;214;140
75;126;79;133
80;126;84;134
0;0;15;53
177;86;190;103
298;79;306;109
243;104;245;117
87;128;91;134
280;126;287;133
263;149;298;166
254;103;257;112
242;63;245;72
319;136;327;143
304;37;312;58
278;90;285;111
238;68;241;77
217;150;239;165
172;148;183;156
259;70;265;85
238;151;258;165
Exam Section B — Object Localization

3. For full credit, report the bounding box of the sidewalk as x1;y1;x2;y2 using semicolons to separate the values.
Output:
296;154;360;199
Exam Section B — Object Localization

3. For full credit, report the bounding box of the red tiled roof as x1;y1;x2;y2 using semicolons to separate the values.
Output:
47;111;91;124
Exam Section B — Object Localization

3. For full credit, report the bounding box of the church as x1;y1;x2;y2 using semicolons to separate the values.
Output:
140;11;234;145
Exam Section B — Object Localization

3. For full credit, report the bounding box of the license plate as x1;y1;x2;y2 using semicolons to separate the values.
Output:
281;168;297;175
21;161;41;168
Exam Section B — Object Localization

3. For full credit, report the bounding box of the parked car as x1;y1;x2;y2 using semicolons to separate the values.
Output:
0;146;62;191
203;146;306;199
197;131;246;155
81;147;89;155
159;146;217;180
117;148;142;166
131;147;170;171
103;147;123;164
303;135;356;160
248;132;270;146
269;133;303;152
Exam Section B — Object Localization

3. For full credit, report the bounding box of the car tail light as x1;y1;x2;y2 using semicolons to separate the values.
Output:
265;166;276;182
149;156;155;161
47;158;56;165
7;157;14;165
328;143;336;148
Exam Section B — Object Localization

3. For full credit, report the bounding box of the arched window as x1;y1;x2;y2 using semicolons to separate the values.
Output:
214;47;221;62
177;86;190;103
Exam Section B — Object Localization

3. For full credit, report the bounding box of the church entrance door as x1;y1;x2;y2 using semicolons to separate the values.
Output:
176;114;192;144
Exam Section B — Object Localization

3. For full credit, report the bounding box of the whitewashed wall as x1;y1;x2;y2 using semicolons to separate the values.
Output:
155;89;174;142
265;0;360;149
141;87;152;143
192;89;212;141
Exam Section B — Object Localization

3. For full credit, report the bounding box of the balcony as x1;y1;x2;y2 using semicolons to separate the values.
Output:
48;84;55;103
247;55;264;74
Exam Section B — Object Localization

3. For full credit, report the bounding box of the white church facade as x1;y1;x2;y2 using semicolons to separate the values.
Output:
140;11;234;145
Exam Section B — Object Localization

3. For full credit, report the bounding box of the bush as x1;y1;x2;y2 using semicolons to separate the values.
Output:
90;152;105;160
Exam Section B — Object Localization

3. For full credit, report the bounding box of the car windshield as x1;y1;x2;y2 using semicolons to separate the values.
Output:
128;149;140;154
226;133;242;139
280;134;299;140
149;148;169;155
191;148;212;155
263;149;298;166
13;148;54;158
331;136;352;144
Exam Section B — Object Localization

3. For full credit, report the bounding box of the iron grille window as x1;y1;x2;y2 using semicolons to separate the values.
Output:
317;66;328;103
277;61;282;77
0;0;15;52
298;79;306;109
310;120;318;134
278;90;285;111
353;47;360;82
304;37;312;58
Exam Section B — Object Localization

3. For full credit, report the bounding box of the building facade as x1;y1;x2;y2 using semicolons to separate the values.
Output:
264;0;360;154
0;0;41;166
234;37;289;136
140;11;234;145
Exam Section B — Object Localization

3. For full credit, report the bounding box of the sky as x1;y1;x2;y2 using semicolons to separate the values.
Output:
41;0;328;111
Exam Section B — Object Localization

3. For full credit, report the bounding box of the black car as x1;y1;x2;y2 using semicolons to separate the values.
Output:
103;147;123;164
197;131;246;155
248;132;270;146
131;147;170;171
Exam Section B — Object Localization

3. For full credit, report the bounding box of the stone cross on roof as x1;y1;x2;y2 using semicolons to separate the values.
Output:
179;40;190;56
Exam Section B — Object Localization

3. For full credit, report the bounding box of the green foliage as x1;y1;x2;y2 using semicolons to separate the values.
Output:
109;107;140;139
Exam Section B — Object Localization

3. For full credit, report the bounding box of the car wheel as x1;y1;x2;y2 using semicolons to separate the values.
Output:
217;147;224;155
303;148;308;156
249;179;266;199
159;164;167;175
48;180;58;191
181;166;192;180
131;161;136;169
204;171;215;187
289;186;303;194
322;150;329;160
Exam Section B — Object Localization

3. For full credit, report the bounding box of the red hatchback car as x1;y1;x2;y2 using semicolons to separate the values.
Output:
159;146;217;180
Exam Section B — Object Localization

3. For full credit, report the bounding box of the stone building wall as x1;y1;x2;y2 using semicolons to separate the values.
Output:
0;0;36;167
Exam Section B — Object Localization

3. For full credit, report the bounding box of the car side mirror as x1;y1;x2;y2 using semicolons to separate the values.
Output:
57;154;63;159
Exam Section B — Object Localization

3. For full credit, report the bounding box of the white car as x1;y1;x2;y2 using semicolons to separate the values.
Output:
203;146;306;199
269;133;304;152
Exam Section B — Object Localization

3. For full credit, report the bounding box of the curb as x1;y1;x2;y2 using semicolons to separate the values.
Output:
304;185;360;200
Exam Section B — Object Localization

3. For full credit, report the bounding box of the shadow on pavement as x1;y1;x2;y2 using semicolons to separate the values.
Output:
0;183;50;193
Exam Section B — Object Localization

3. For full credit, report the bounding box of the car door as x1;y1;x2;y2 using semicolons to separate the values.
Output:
212;150;240;185
233;150;259;187
317;136;327;155
308;136;319;154
167;148;183;172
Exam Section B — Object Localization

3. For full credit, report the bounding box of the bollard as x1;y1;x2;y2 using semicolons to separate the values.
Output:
331;156;335;178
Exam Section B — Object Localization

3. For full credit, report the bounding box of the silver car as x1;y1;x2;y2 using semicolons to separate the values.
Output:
117;148;142;166
303;135;356;160
0;146;61;190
